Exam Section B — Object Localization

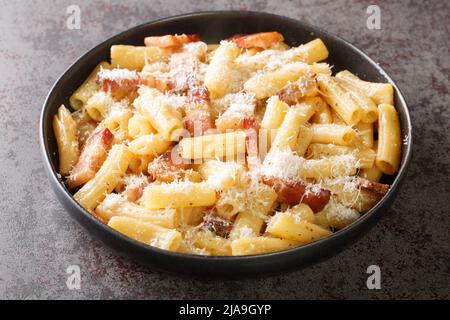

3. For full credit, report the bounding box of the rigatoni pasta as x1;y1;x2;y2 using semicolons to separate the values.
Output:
53;105;79;175
54;32;402;256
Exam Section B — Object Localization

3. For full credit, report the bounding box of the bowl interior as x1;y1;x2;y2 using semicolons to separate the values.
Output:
41;11;412;271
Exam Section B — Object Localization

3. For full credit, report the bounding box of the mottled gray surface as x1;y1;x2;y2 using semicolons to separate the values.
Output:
0;0;449;299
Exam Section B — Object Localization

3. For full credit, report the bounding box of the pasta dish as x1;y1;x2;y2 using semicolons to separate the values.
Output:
53;32;401;256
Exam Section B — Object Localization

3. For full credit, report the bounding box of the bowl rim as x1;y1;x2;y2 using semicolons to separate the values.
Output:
39;10;413;262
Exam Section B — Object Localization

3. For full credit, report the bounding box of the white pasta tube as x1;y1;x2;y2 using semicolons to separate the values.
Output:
298;154;359;179
108;216;182;251
204;41;240;98
295;125;313;157
186;230;232;256
244;62;331;99
317;75;363;125
197;160;244;191
231;237;299;255
229;211;265;240
271;103;317;151
128;113;156;138
96;194;178;228
133;87;183;141
74;144;133;211
376;104;401;174
310;97;333;124
306;143;375;169
235;38;328;73
267;212;331;243
260;96;289;148
335;77;378;123
69;62;111;110
179;131;246;160
53;105;79;176
128;134;170;157
291;38;329;64
355;121;374;148
359;166;383;182
84;91;114;121
335;70;394;105
310;124;358;146
128;154;153;174
261;96;289;130
111;45;172;70
142;181;217;209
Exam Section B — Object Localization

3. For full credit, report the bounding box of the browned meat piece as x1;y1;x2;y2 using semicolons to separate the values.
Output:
262;176;331;213
202;210;233;238
68;128;113;189
356;177;389;196
148;150;191;183
277;72;318;105
228;32;284;49
183;86;214;135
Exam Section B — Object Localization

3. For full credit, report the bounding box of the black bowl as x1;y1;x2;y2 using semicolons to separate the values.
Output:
40;11;412;279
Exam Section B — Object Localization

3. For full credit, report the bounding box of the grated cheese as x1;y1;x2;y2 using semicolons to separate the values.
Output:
123;173;148;190
98;67;139;82
324;200;360;225
238;225;256;239
261;148;303;182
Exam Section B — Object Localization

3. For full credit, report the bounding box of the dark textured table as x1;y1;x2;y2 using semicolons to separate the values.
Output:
0;0;448;299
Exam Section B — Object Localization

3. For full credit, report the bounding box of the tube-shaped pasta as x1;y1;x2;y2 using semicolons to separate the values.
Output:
310;124;358;146
376;104;401;174
306;143;375;169
267;212;331;243
99;108;133;144
331;108;346;125
128;154;153;174
133;87;183;141
317;75;363;125
96;194;178;228
336;77;378;123
235;38;328;73
53;105;79;176
244;62;331;99
246;183;278;217
307;143;352;158
229;211;264;240
311;97;333;124
260;96;289;148
295;125;313;157
231;237;299;255
271;103;317;151
204;41;240;99
359;166;383;182
84;91;114;121
179;131;246;160
128;114;155;138
298;154;358;179
108;216;181;251
111;45;171;70
74;144;133;211
286;203;315;223
335;70;394;105
142;181;217;209
355;122;374;148
197;160;244;190
128;134;170;157
294;38;329;64
261;96;289;130
69;62;111;110
187;230;232;256
176;207;206;227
